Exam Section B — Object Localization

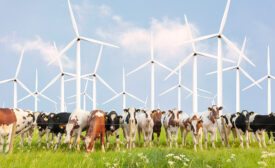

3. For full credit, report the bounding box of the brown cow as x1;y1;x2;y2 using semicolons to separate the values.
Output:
84;110;105;153
0;108;17;153
184;115;203;151
151;109;165;145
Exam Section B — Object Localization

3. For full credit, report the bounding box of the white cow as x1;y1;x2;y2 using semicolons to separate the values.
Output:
64;109;90;151
137;109;155;147
196;105;223;149
121;107;140;149
163;109;182;148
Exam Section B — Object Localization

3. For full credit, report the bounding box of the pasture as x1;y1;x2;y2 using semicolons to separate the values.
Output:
1;128;275;168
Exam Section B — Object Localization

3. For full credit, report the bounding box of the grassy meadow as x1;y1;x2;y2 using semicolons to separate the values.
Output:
0;128;275;168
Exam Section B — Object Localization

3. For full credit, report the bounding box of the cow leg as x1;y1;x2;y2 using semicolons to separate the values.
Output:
180;127;184;146
204;129;208;149
28;128;34;147
5;125;13;153
149;131;153;148
175;130;179;148
199;132;203;151
245;131;250;149
132;131;137;149
20;133;25;147
211;132;216;149
115;133;120;150
164;128;168;145
0;135;4;152
272;132;275;144
267;131;271;144
101;133;105;152
232;129;237;145
143;130;147;147
184;130;189;146
261;131;266;148
255;132;262;148
138;128;141;147
46;129;50;148
38;131;45;147
191;132;197;151
157;133;160;146
54;133;62;150
75;129;82;151
168;131;172;148
106;132;110;149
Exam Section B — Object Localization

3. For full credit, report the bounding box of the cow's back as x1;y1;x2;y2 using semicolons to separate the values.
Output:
0;108;17;125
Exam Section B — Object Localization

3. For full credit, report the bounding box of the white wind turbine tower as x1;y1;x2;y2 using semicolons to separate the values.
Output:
165;14;233;113
207;38;262;112
81;45;118;110
243;46;274;114
0;49;33;108
48;0;118;110
18;69;57;112
102;67;144;109
42;42;75;112
183;0;255;113
127;32;176;110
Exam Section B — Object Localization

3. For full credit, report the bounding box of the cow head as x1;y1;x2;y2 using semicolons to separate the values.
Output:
208;105;223;119
189;115;203;136
105;110;122;132
168;109;182;126
221;114;233;129
47;113;57;130
269;112;275;119
84;136;91;152
32;112;41;127
142;109;155;124
152;109;165;122
124;107;140;124
236;110;251;130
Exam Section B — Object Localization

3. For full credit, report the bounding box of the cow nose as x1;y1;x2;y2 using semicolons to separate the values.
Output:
110;126;115;131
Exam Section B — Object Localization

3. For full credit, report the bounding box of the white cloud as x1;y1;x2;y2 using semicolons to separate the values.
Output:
0;34;75;70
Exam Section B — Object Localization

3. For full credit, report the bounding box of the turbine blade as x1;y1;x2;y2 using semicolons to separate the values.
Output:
237;37;247;66
159;85;178;96
219;0;231;34
63;72;76;77
84;79;89;92
17;80;34;95
165;53;193;80
18;93;33;103
239;67;262;89
180;84;193;93
198;94;212;100
127;93;145;104
67;94;76;99
85;93;93;102
53;42;63;72
40;74;61;94
197;51;234;63
127;61;150;76
48;38;76;66
15;49;25;78
96;74;117;94
242;75;266;91
0;78;14;85
184;34;218;44
80;36;119;48
94;45;103;73
267;45;270;75
222;35;255;67
184;92;192;100
184;14;196;51
68;0;79;37
102;93;122;105
64;77;77;82
39;93;57;104
155;60;176;73
197;88;212;94
206;66;235;75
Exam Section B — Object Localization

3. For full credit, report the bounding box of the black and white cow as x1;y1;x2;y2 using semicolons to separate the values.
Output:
35;112;51;147
121;107;140;149
218;113;237;145
105;111;122;150
267;113;275;144
48;112;71;150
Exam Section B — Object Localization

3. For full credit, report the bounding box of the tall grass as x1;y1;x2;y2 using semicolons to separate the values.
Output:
0;128;274;168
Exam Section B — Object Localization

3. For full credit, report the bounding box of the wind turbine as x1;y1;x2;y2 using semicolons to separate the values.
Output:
18;69;57;112
0;49;33;108
102;67;144;109
48;0;118;110
81;45;118;110
183;0;255;113
41;42;75;112
165;14;233;114
207;38;261;112
127;32;176;110
243;46;274;114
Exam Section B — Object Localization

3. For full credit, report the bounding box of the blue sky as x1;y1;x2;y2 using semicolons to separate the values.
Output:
0;0;274;114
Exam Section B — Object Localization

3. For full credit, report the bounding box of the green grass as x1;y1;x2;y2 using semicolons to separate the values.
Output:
0;128;275;168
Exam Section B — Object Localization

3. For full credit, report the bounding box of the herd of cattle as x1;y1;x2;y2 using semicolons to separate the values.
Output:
0;105;275;153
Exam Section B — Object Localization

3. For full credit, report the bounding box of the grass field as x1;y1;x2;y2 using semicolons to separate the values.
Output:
0;128;275;168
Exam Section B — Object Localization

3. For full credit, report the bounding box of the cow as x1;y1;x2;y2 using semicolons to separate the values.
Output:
35;112;51;147
64;109;90;151
121;107;140;149
179;112;189;146
137;109;155;147
231;110;250;148
267;112;275;144
0;108;17;153
163;109;182;148
183;115;203;151
48;112;71;150
105;110;122;150
196;105;222;149
217;113;237;146
151;109;165;145
84;110;105;153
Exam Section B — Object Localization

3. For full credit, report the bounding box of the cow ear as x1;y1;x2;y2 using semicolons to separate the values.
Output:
59;125;64;129
152;110;156;114
105;116;108;119
249;112;254;115
118;116;123;120
218;106;223;110
142;110;145;113
168;110;173;114
198;120;203;124
237;112;240;116
162;111;166;114
136;109;140;113
178;111;183;114
208;107;212;111
123;109;128;113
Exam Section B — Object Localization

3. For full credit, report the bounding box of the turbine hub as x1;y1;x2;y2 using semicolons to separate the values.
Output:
77;38;80;41
236;67;239;70
93;74;96;77
194;53;197;56
123;92;126;94
151;60;154;64
218;35;222;38
61;73;65;76
268;75;271;78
